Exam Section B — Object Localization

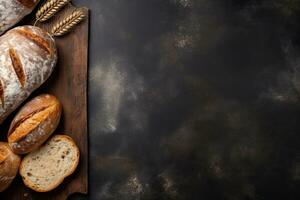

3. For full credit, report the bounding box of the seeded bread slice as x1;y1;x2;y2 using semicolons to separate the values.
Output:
19;135;80;192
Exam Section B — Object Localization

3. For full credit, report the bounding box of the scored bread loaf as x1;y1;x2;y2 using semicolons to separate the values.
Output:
8;94;62;154
0;0;40;35
0;142;21;192
20;135;80;192
0;25;57;124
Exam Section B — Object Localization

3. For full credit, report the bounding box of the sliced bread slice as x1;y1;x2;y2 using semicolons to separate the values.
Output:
19;135;80;192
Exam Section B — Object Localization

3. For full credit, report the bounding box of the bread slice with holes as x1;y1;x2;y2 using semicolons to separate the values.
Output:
19;135;80;192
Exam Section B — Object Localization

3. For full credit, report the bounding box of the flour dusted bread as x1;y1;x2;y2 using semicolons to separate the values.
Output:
0;0;40;35
8;94;62;154
0;142;21;192
0;25;57;124
20;135;80;192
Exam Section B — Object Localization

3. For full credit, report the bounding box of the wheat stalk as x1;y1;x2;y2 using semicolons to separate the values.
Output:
51;10;86;36
36;0;71;22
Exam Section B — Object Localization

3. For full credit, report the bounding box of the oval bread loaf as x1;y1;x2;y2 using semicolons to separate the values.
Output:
0;142;21;192
8;94;62;154
20;135;80;192
0;0;40;35
0;26;57;124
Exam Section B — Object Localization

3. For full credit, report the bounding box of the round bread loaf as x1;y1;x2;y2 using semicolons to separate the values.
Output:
8;94;62;154
0;142;21;192
0;26;57;124
0;0;40;35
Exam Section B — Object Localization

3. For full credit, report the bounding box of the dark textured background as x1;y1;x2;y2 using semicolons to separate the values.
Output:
73;0;300;199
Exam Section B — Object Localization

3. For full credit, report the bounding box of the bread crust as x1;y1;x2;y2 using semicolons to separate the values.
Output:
16;0;39;8
15;27;53;55
19;135;80;192
0;0;40;35
0;26;57;124
0;142;21;192
8;94;62;154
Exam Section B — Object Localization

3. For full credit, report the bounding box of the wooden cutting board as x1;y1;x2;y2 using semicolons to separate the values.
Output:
0;3;89;200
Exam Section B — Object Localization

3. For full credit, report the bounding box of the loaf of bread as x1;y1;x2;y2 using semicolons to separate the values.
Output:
20;135;80;192
0;142;21;192
0;0;40;35
8;94;62;154
0;26;57;124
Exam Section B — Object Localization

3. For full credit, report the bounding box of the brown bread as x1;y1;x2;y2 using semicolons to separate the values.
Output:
0;142;21;192
17;0;39;9
0;0;40;35
0;26;57;124
8;94;62;154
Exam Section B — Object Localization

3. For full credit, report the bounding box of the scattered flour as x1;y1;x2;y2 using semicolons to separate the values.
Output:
172;0;192;7
91;58;125;133
123;175;144;195
90;57;145;133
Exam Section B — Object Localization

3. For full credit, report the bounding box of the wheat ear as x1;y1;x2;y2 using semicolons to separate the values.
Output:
51;10;86;36
36;0;71;23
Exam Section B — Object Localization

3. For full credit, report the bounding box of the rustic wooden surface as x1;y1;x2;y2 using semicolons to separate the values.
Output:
0;3;89;200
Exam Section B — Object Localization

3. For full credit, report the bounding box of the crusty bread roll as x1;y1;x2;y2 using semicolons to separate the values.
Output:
20;135;80;192
0;26;57;124
0;0;40;35
0;142;21;192
8;94;62;154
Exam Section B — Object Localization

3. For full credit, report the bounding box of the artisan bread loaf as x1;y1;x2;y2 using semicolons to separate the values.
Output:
0;26;57;124
0;142;21;192
20;135;80;192
8;94;62;154
0;0;40;35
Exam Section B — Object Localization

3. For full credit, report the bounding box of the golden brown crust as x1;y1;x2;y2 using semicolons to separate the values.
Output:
0;142;21;192
8;95;57;134
8;107;46;141
0;150;7;164
9;48;26;87
14;28;52;55
8;94;62;154
16;0;39;9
